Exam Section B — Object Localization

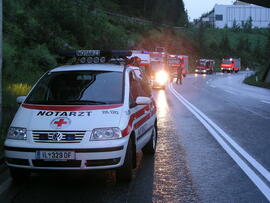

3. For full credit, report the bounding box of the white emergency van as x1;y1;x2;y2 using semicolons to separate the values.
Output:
4;50;157;182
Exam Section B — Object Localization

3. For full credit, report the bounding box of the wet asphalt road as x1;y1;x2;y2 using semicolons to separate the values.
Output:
0;71;270;202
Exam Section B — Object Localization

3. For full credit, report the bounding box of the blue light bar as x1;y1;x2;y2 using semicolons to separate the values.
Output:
59;50;132;58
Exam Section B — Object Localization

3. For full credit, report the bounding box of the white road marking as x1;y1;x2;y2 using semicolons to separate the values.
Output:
169;84;270;201
210;85;216;88
224;89;237;95
261;100;270;105
0;178;12;195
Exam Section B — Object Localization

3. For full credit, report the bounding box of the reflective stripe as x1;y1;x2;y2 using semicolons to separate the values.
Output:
22;104;123;111
121;102;155;137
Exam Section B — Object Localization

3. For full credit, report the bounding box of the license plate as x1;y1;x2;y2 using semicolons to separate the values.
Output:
36;151;75;160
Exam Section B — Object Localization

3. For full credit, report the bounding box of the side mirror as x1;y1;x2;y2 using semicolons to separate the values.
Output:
16;96;26;104
136;96;151;105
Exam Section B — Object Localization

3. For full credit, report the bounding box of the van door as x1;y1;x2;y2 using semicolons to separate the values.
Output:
129;71;153;150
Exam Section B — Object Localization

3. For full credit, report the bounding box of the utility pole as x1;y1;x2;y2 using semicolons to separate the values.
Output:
0;0;2;135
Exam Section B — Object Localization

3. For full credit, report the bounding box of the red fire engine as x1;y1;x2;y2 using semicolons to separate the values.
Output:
221;58;241;73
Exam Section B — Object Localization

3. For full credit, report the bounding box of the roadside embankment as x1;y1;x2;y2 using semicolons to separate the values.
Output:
244;64;270;89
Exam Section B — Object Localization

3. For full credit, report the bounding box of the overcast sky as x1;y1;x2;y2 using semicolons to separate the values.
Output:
183;0;234;21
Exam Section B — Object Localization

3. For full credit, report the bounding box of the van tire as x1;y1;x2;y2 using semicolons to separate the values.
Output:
142;126;157;155
116;139;133;182
10;168;30;182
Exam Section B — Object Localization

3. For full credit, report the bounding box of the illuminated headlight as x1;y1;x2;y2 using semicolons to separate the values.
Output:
91;127;122;141
155;71;168;85
195;69;198;72
202;70;206;72
7;127;27;140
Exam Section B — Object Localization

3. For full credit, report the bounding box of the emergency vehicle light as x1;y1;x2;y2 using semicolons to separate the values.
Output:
59;50;133;65
59;50;132;58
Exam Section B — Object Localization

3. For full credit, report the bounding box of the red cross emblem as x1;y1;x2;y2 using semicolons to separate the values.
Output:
54;119;67;127
50;117;71;129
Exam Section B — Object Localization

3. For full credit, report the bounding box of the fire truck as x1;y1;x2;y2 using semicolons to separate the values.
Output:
149;51;168;89
168;54;181;81
167;55;189;81
221;58;241;73
128;51;151;77
195;59;215;74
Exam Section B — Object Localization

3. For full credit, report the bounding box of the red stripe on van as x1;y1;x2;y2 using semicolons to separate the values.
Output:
22;104;123;111
121;105;153;137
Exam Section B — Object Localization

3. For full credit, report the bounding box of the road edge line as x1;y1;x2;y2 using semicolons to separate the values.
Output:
169;84;270;201
170;84;270;182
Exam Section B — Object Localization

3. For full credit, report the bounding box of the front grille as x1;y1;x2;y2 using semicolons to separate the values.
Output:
32;160;81;167
32;131;85;143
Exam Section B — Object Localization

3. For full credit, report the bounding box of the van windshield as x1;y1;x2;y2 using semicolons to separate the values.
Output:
25;71;124;105
222;60;233;64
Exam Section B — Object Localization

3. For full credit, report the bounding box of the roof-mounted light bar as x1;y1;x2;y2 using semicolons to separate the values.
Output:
59;50;132;58
58;50;138;65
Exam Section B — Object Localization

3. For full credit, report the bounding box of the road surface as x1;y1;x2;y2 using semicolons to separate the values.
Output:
0;71;269;202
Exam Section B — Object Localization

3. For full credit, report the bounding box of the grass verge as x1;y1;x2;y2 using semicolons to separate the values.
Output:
244;74;270;89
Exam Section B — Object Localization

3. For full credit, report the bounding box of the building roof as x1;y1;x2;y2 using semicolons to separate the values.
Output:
233;1;250;5
240;0;270;8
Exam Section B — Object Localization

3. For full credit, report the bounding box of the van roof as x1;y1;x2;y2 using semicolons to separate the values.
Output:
50;64;125;73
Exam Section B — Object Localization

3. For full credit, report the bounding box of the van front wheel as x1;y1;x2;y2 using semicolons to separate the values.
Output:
116;140;133;182
142;126;157;155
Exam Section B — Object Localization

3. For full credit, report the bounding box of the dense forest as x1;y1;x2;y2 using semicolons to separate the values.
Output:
1;0;270;135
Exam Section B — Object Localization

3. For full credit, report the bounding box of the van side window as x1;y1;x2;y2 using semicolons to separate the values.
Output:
129;72;140;107
133;69;151;97
139;79;151;97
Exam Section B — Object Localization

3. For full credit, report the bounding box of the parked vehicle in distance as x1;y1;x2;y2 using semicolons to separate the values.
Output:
149;51;169;89
221;58;241;73
168;54;181;81
128;51;151;78
195;59;215;74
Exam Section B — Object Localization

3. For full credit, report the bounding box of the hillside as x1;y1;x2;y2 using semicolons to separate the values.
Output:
2;0;270;135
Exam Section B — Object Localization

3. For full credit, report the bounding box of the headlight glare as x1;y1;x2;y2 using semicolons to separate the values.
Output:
91;127;122;141
155;71;168;85
7;127;27;140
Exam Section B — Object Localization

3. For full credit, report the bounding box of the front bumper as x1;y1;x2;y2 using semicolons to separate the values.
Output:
195;69;207;73
151;80;166;88
221;68;233;71
4;136;129;170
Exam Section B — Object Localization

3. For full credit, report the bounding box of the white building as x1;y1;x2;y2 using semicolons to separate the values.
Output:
213;4;270;28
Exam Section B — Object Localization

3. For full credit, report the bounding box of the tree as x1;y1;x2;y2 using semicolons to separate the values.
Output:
242;16;253;32
219;32;231;57
232;19;240;32
0;0;2;134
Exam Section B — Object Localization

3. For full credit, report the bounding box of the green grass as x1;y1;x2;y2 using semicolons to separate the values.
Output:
244;74;270;89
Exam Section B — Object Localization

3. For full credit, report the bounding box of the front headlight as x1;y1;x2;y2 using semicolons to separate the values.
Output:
155;71;168;85
7;127;27;140
90;127;122;141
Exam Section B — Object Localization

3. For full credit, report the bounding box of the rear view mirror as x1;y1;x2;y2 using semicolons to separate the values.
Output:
16;96;26;104
136;96;151;105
